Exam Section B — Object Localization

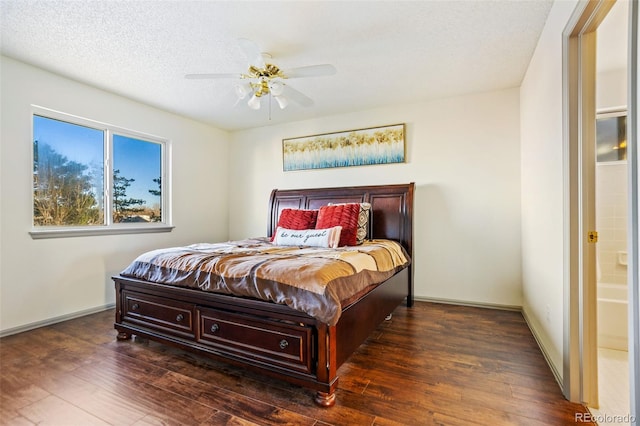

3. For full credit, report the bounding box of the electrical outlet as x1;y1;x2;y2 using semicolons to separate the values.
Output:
545;304;551;323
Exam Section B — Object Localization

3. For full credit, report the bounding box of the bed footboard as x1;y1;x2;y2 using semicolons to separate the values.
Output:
114;268;408;406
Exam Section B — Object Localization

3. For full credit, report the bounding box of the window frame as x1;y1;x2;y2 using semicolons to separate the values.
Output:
596;107;628;164
29;106;173;239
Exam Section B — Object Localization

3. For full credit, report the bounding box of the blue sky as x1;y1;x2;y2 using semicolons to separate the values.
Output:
113;134;161;206
33;115;161;207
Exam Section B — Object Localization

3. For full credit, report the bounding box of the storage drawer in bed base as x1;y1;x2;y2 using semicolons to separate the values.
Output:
117;287;317;378
121;290;195;339
197;306;313;374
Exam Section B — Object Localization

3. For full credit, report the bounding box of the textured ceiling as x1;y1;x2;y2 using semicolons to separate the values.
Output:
1;1;558;131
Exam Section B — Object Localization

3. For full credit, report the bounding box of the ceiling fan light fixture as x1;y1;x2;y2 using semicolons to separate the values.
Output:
186;39;332;113
247;94;261;110
270;81;284;96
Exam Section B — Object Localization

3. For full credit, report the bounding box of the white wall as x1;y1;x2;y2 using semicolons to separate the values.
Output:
0;56;230;334
228;88;523;307
597;68;628;110
520;0;579;378
596;162;629;286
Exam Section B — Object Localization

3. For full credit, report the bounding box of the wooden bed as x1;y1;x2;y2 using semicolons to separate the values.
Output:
113;183;414;407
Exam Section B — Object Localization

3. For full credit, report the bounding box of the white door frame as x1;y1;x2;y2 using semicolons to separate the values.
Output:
563;0;613;407
627;0;639;422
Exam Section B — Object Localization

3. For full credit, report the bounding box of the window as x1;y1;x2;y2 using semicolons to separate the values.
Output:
112;134;162;224
31;107;171;238
596;110;627;162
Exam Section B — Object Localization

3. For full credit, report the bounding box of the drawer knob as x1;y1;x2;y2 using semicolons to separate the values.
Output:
279;339;289;350
210;323;219;333
132;303;139;311
176;314;184;322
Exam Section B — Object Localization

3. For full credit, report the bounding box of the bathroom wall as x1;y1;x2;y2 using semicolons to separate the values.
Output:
596;162;628;285
595;0;628;286
595;158;629;352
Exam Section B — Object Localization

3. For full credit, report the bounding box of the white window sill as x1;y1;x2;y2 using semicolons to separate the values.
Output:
29;224;174;239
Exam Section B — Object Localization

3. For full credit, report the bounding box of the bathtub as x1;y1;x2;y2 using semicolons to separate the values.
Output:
597;282;628;351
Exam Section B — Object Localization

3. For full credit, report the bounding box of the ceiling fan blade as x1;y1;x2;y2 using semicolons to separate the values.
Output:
185;73;239;79
282;84;314;107
213;85;244;108
284;64;336;79
237;38;265;68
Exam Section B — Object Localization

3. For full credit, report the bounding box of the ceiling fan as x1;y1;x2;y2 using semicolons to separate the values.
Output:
185;38;336;111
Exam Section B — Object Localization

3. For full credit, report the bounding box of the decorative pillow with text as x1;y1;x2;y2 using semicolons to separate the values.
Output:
273;226;342;248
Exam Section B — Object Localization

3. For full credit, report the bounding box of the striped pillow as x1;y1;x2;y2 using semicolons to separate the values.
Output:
328;202;371;245
316;203;361;246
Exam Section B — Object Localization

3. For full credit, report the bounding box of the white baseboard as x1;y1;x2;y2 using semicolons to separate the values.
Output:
521;308;563;389
414;296;522;311
0;303;115;338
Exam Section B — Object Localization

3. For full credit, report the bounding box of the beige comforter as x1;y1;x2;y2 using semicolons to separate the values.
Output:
120;238;409;325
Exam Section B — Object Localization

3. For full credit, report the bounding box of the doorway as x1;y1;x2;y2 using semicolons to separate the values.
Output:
594;3;630;420
594;108;629;419
563;0;639;424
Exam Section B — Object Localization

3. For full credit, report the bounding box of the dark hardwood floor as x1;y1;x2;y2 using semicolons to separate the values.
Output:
0;301;593;425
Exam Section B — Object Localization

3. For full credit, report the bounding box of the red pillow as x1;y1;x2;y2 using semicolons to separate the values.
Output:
271;209;318;241
316;203;360;246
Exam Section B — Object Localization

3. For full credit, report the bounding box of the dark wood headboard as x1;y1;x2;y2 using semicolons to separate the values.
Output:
268;183;415;305
267;182;415;263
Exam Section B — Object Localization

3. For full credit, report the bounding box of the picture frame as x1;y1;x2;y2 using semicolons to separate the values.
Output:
282;123;405;171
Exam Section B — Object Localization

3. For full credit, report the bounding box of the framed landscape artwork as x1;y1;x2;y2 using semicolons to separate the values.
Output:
282;123;405;171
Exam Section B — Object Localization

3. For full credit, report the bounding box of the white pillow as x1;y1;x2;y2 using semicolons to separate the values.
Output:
273;226;342;248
